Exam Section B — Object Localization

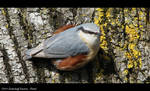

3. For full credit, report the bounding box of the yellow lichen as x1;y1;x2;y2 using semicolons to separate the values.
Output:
125;52;132;59
5;24;8;29
123;69;129;75
124;8;143;70
94;8;108;52
138;58;142;68
94;8;143;81
125;26;139;42
1;8;6;16
96;8;103;11
106;8;113;18
127;60;134;69
132;8;136;11
124;77;128;82
95;69;104;82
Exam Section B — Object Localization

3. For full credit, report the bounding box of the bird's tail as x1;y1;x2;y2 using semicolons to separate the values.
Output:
23;49;33;60
23;42;45;60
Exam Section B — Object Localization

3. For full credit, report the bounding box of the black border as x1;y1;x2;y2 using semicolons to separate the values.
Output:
0;83;150;91
0;0;149;7
0;0;150;90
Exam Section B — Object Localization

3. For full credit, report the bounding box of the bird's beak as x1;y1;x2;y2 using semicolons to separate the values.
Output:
96;32;101;36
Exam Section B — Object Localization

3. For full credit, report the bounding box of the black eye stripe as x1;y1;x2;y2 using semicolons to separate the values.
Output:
77;27;84;31
78;27;98;35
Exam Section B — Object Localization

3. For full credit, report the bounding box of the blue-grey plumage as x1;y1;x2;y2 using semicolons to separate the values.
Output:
24;23;101;71
24;41;45;60
24;49;33;59
43;27;89;58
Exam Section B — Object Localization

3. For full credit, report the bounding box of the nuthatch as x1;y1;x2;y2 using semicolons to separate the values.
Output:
24;23;101;71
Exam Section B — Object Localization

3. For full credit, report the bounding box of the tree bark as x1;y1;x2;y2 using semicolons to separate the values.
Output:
0;8;149;83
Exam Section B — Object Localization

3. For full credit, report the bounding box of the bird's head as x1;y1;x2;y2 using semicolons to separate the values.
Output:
77;23;101;36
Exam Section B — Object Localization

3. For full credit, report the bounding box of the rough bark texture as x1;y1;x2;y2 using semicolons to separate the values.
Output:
0;8;149;83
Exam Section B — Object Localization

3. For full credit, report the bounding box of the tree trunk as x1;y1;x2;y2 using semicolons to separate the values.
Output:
0;8;149;83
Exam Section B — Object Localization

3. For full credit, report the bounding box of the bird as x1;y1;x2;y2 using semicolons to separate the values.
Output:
24;23;101;71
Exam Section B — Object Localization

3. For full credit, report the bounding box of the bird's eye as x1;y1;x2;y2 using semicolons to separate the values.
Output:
78;27;99;35
77;27;84;31
78;27;89;33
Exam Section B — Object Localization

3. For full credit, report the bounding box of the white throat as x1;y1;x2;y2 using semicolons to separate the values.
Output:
79;31;99;47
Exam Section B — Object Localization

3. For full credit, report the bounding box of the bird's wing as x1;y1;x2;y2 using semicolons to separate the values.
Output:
43;30;89;58
24;25;77;60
